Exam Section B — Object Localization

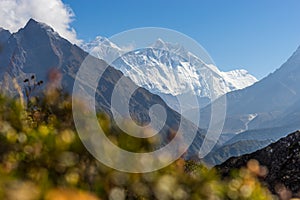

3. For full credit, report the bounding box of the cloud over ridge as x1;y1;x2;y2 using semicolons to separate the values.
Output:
0;0;80;44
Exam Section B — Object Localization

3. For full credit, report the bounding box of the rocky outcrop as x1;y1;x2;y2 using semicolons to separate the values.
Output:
216;131;300;197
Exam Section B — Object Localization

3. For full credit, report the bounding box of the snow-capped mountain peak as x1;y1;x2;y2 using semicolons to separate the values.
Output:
83;36;122;52
82;37;257;109
81;36;123;63
220;69;257;90
151;38;187;55
152;38;167;48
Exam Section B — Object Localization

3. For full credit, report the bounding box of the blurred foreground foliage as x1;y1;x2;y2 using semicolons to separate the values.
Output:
0;88;275;200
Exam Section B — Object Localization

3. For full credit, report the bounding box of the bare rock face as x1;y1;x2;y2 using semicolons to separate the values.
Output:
217;130;300;197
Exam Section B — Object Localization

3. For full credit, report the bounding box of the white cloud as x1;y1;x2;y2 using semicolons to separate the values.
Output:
0;0;81;44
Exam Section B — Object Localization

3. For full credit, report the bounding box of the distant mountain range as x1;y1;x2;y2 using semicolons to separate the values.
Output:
216;130;300;198
83;27;300;166
1;19;299;170
0;18;212;159
82;36;257;113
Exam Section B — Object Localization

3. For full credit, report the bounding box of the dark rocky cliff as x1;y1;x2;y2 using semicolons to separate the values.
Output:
217;131;300;197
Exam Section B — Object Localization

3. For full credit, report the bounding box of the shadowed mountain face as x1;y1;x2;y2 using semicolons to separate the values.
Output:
204;126;300;165
203;139;273;166
0;28;10;46
0;19;208;159
202;45;300;132
201;44;300;165
0;28;11;73
216;131;300;197
225;45;300;116
0;19;85;90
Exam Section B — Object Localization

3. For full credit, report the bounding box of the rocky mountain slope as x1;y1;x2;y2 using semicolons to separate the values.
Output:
216;130;300;198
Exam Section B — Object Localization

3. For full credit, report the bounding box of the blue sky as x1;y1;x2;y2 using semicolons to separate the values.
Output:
63;0;300;79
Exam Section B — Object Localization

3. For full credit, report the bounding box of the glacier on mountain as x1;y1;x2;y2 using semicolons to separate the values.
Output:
82;37;257;111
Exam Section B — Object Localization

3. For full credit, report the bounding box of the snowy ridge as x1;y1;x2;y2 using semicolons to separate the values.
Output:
81;36;122;62
219;69;257;91
82;37;257;106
